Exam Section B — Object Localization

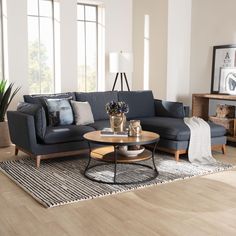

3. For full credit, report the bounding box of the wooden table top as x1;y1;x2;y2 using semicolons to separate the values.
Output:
83;130;160;146
192;93;236;100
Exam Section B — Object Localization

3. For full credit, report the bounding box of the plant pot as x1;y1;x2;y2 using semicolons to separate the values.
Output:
0;121;11;147
109;113;126;132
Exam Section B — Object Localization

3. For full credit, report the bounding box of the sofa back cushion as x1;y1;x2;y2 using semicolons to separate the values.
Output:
24;92;75;107
118;90;155;119
24;93;75;125
155;99;185;118
75;91;118;121
17;102;47;141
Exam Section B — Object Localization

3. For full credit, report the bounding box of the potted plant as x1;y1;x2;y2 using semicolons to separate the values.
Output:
0;80;20;147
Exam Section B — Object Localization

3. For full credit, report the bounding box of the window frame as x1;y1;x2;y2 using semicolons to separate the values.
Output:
0;0;5;80
77;2;98;92
27;0;56;94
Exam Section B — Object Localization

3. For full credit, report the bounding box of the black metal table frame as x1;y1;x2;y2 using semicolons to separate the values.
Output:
84;141;159;185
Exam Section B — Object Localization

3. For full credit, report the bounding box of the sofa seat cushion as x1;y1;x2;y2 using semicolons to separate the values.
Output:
118;90;155;119
88;120;110;130
75;91;118;121
139;117;226;141
43;125;95;144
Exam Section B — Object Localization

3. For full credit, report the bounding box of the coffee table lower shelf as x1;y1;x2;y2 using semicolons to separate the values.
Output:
84;146;159;185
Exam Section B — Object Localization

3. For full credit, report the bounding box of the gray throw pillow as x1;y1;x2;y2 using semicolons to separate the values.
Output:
45;98;74;126
71;100;94;125
17;102;47;140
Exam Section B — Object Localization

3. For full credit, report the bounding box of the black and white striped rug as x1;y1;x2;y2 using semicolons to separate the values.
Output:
0;154;233;208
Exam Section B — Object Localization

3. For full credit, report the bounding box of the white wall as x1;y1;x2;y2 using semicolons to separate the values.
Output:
167;0;192;105
133;0;236;106
132;0;168;99
60;0;77;92
6;0;236;111
104;0;133;91
4;0;133;109
7;0;28;109
190;0;236;95
190;0;236;111
59;0;133;92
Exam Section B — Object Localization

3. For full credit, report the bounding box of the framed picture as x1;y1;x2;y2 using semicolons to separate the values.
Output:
211;44;236;93
219;67;236;95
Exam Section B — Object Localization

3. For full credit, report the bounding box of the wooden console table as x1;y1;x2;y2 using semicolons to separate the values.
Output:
192;93;236;120
192;93;236;142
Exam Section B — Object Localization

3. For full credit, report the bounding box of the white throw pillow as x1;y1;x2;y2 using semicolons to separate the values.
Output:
71;100;94;125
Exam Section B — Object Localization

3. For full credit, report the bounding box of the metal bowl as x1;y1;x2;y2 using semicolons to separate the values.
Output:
118;146;145;157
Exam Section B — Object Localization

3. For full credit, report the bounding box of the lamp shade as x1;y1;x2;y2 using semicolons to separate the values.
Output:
109;52;133;73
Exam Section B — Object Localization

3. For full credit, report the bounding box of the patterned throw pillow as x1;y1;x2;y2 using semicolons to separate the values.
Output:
45;98;74;126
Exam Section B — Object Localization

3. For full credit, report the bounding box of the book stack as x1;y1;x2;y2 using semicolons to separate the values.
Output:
100;128;128;137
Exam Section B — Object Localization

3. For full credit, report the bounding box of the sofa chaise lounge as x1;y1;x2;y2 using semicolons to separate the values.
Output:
7;90;226;167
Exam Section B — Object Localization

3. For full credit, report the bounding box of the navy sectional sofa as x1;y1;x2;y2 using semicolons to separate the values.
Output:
7;90;226;167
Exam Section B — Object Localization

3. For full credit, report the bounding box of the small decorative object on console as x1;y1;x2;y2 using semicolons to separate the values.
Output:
219;68;236;95
211;44;236;94
209;116;235;136
105;101;129;132
216;104;235;118
129;120;142;137
209;104;236;136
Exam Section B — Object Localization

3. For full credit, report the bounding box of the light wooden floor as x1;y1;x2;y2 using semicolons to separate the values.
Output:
0;146;236;236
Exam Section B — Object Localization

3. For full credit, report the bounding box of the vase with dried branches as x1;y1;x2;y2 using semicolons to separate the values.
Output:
105;101;129;132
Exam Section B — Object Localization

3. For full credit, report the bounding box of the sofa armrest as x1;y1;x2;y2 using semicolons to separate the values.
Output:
154;99;185;119
7;111;38;154
17;102;47;140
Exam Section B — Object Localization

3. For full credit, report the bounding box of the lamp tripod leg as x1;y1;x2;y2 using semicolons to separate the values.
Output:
112;73;119;91
121;73;123;91
124;73;130;91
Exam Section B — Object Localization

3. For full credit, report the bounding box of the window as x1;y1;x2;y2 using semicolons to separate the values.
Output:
77;3;98;92
27;0;55;94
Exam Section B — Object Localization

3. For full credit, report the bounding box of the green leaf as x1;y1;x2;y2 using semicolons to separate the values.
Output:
0;80;20;122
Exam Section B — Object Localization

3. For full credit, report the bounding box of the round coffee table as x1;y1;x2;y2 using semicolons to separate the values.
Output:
83;130;160;185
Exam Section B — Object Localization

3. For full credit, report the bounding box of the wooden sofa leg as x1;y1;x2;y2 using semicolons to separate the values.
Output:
36;156;41;168
175;151;180;161
222;144;226;155
15;146;19;156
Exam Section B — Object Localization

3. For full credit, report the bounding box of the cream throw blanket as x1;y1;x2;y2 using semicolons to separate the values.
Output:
184;117;216;164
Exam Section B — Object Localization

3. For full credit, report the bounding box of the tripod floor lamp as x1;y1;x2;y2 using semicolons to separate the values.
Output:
109;52;133;91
